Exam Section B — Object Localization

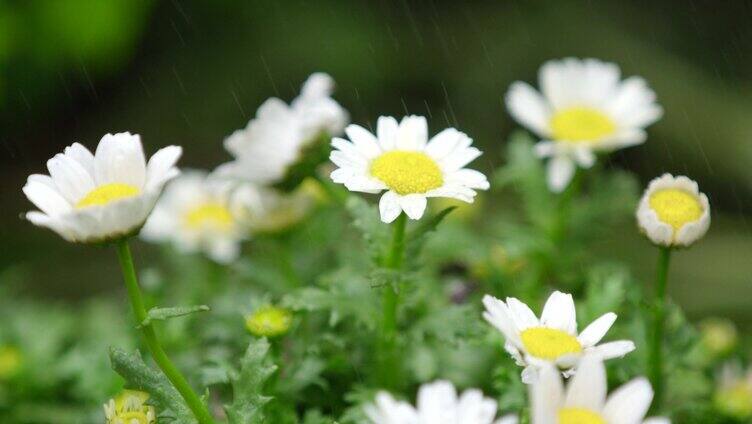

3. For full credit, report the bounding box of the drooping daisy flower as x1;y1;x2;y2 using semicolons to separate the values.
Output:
505;58;663;192
531;356;669;424
714;363;752;420
231;183;314;234
365;380;517;424
245;305;293;338
330;115;490;223
22;133;181;243
636;174;710;248
482;291;634;383
141;171;248;263
217;73;348;188
104;389;156;424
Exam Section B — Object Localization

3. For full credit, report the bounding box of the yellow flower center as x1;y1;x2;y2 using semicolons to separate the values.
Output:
370;151;443;195
716;383;752;419
520;327;582;360
649;188;703;231
183;203;234;232
0;346;21;379
116;411;152;424
558;408;606;424
76;183;140;208
550;107;616;143
107;390;155;424
245;306;292;337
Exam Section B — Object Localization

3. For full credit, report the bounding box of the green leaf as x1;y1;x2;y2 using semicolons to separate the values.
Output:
108;347;197;423
345;196;390;263
224;338;278;424
140;305;210;327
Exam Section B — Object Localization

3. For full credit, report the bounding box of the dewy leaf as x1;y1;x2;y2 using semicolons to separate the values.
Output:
140;305;210;327
224;338;278;424
108;347;197;424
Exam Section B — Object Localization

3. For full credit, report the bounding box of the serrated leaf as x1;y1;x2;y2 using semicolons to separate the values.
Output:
140;305;210;327
224;338;278;424
108;347;197;424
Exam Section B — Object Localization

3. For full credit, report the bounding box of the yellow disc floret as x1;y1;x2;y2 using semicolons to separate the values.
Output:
550;107;616;143
183;203;234;232
520;327;582;360
558;408;607;424
370;151;443;195
649;188;703;231
77;183;140;208
104;390;156;424
246;306;292;338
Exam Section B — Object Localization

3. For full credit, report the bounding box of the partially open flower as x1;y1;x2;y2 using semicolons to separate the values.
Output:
245;305;293;338
104;390;156;424
365;380;517;424
483;291;634;384
505;58;662;192
22;133;181;243
141;171;248;263
330;115;489;223
636;174;710;247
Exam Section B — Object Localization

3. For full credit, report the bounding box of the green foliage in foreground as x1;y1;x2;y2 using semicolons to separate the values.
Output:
0;133;747;423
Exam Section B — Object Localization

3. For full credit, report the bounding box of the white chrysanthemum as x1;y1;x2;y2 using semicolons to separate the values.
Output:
218;72;348;185
365;380;518;424
103;390;156;424
506;58;663;192
22;133;181;243
330;115;490;223
230;183;314;234
482;291;634;384
531;356;669;424
141;171;249;263
636;174;710;247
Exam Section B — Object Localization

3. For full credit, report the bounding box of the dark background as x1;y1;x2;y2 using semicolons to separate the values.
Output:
2;0;751;322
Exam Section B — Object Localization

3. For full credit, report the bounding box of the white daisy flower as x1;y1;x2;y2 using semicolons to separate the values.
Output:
329;115;490;223
531;356;669;424
365;380;518;424
141;171;249;263
482;291;635;384
22;132;181;243
505;58;663;192
218;72;348;186
636;174;710;248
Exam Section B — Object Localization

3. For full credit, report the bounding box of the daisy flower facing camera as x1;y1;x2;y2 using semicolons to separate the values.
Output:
365;380;517;424
636;174;710;247
141;171;248;263
104;390;156;424
22;133;181;243
506;58;662;192
531;356;668;424
330;115;490;223
482;291;634;383
218;73;348;189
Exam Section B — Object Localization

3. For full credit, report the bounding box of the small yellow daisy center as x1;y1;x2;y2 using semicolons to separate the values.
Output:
716;383;752;419
550;107;616;143
520;327;582;360
76;183;140;208
649;188;703;231
183;203;234;232
107;390;155;424
558;408;606;424
116;411;152;424
245;306;292;338
370;151;443;195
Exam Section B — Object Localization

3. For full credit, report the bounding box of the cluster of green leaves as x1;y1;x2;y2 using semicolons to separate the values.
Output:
1;132;748;423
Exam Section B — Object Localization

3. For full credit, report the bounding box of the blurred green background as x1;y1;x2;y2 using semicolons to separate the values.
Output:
2;0;751;322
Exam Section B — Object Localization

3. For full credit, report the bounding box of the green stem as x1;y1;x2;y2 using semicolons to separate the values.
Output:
379;212;407;389
648;246;672;412
312;172;348;206
115;240;215;424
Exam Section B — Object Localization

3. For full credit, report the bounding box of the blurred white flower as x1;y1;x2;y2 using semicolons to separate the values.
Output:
531;356;669;424
482;291;634;384
22;132;181;243
141;171;248;263
231;183;314;234
217;72;348;185
636;173;710;247
505;58;662;192
365;380;517;424
330;115;489;223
